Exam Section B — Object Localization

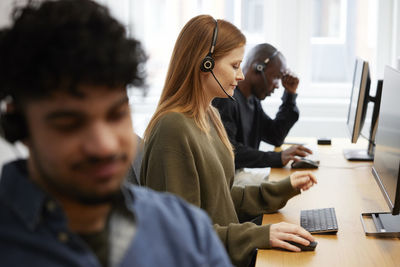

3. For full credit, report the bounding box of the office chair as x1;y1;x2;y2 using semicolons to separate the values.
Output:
125;134;144;185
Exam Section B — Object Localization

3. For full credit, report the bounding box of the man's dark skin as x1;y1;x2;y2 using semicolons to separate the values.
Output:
238;46;312;166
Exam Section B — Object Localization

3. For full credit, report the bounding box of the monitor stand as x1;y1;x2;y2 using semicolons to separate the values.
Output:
360;212;400;237
344;80;383;162
343;149;374;161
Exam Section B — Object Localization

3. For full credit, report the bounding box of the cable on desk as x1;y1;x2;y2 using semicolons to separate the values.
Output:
360;132;376;146
318;164;372;169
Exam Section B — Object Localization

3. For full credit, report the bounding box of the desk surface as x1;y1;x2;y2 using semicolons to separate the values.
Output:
255;138;400;267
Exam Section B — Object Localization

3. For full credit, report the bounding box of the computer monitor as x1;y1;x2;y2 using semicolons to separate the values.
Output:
343;58;382;161
360;66;400;237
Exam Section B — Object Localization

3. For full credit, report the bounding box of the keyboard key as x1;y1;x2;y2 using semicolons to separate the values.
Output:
300;208;338;234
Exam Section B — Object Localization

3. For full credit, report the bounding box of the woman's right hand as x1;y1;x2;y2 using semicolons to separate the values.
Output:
269;222;315;252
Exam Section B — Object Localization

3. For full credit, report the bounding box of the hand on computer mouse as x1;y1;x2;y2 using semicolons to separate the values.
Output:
291;159;319;169
287;240;318;251
269;222;315;252
290;171;317;191
281;145;313;166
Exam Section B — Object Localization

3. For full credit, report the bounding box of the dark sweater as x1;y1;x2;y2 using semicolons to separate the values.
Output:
140;112;300;267
212;89;299;169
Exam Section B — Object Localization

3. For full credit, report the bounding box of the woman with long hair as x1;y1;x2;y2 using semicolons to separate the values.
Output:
141;15;317;267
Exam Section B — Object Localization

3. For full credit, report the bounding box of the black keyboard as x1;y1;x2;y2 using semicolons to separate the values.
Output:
300;207;338;234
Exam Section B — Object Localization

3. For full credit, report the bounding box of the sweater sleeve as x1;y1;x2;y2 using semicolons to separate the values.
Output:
234;148;283;169
214;222;271;267
259;91;299;147
213;97;283;169
230;177;300;222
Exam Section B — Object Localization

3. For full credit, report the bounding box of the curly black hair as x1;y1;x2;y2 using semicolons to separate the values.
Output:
0;0;146;102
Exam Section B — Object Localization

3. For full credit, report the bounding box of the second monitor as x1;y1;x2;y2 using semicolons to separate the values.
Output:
343;58;383;161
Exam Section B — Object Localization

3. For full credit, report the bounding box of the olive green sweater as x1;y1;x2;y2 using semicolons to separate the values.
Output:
140;112;300;267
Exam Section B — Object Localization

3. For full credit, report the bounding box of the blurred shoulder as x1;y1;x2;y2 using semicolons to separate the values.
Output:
153;112;195;137
158;112;191;125
129;185;211;225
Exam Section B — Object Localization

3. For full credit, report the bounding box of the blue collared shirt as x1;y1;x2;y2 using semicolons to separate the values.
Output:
0;160;233;267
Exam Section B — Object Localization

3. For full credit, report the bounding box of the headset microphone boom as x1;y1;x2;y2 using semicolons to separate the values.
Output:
200;19;236;102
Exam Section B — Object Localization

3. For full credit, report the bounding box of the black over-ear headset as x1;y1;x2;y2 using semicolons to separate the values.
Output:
253;50;279;89
200;19;235;101
0;97;27;143
254;50;279;73
200;19;218;73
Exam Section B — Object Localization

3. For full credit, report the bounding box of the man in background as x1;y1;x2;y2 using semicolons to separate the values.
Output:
213;43;312;171
0;1;232;266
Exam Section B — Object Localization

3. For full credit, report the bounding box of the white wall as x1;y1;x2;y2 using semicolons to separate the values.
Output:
0;0;14;28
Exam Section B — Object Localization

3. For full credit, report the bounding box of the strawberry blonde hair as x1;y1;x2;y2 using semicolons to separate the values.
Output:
144;15;246;157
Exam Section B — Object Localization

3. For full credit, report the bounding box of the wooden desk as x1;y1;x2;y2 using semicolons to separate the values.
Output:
255;138;400;267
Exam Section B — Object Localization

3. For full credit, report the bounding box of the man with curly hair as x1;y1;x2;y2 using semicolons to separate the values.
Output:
0;1;232;266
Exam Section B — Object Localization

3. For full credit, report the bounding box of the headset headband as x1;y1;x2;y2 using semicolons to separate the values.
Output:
209;19;218;55
200;19;219;73
264;50;279;64
255;49;280;72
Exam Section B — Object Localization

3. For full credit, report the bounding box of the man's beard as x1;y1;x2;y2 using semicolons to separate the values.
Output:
31;148;128;205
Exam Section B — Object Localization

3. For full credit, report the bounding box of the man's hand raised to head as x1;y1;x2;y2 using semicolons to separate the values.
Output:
282;71;299;94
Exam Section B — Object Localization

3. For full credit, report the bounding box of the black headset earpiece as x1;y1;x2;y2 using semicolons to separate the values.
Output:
200;54;215;72
254;50;280;73
200;20;218;73
0;113;27;143
0;98;28;143
254;63;265;72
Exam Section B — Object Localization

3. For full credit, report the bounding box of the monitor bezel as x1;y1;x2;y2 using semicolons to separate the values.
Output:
370;66;400;216
346;58;371;144
372;162;400;215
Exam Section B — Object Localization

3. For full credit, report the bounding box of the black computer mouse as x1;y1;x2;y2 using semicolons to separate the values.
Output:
287;240;318;251
291;159;319;169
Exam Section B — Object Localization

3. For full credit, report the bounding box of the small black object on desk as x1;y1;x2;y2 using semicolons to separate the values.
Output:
287;240;318;251
317;137;331;145
291;159;319;169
